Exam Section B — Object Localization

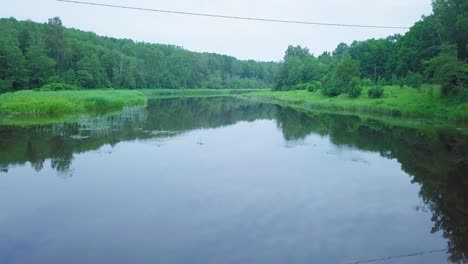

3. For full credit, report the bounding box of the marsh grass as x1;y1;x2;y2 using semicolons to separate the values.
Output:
0;90;147;117
246;85;468;122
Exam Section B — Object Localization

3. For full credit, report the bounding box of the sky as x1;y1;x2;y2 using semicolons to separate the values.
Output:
1;0;433;61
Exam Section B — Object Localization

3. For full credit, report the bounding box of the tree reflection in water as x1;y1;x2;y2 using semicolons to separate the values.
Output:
0;97;466;262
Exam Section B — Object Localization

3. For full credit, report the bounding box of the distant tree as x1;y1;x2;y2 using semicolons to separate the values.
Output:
46;17;66;76
321;72;341;97
276;45;325;90
404;72;424;89
25;42;56;88
332;42;350;59
76;54;108;88
425;45;467;95
431;0;468;61
348;77;363;98
0;38;28;92
334;54;361;93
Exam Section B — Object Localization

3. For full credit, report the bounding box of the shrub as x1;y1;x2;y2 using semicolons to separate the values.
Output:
348;77;362;98
0;80;12;93
40;82;81;91
292;83;307;90
404;72;424;89
306;81;322;92
47;75;62;84
361;78;373;87
322;85;341;97
321;73;341;97
368;86;384;98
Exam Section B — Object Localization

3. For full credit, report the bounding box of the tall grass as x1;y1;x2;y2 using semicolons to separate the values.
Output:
0;90;147;116
246;85;468;122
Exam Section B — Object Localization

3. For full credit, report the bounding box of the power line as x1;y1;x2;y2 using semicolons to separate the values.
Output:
346;248;448;264
56;0;410;29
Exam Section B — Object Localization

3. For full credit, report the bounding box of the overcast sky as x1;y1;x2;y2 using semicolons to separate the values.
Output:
2;0;433;61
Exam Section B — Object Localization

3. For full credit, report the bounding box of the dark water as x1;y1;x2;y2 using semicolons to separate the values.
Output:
0;97;467;264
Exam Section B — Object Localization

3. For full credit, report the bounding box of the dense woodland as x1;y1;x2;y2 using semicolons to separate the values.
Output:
0;0;466;99
0;17;277;92
275;0;467;99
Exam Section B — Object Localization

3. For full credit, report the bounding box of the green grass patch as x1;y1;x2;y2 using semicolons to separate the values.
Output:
137;88;266;99
245;85;468;122
0;89;147;117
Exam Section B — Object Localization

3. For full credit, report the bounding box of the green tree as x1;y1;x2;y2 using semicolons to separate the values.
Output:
0;38;28;92
276;45;325;90
404;72;424;89
334;54;361;93
76;54;108;88
432;0;468;60
25;42;56;87
45;17;66;76
348;77;363;98
425;45;467;95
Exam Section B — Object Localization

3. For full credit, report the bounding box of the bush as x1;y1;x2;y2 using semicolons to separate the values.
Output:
40;82;81;91
322;85;341;97
361;78;373;87
306;81;322;92
292;83;307;90
348;77;362;98
321;73;341;97
368;86;384;98
404;72;424;89
47;75;62;84
0;80;12;93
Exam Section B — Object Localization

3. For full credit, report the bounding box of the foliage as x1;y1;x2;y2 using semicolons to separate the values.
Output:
0;37;28;91
368;86;384;98
321;72;341;97
0;17;277;91
425;45;468;96
306;81;322;92
348;77;363;98
274;0;467;103
0;90;146;115
275;45;326;90
247;86;468;120
361;78;373;87
40;82;81;91
404;72;424;89
334;55;361;93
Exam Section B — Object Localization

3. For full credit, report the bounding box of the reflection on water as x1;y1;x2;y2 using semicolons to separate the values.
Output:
0;97;467;263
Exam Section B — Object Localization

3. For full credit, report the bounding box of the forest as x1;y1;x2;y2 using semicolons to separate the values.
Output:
275;0;467;99
0;0;466;108
0;17;278;92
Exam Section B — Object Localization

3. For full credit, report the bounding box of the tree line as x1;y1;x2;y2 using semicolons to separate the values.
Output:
0;17;278;92
0;0;466;97
275;0;467;98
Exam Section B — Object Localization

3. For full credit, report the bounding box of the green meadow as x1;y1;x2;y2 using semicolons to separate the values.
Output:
0;90;147;116
246;85;468;122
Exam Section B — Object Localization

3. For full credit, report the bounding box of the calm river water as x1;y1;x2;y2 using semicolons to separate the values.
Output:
0;97;466;264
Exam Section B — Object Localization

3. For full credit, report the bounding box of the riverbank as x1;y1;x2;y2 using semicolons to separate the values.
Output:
137;88;265;99
245;86;468;122
0;90;147;116
0;89;266;124
0;89;265;116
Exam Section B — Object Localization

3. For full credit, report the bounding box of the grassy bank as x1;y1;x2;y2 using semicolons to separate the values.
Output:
0;90;147;116
246;85;468;122
138;88;266;99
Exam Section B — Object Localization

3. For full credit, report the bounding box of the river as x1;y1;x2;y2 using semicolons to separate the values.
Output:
0;97;466;264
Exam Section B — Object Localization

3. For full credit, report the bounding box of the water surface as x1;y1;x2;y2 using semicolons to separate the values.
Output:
0;97;467;264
